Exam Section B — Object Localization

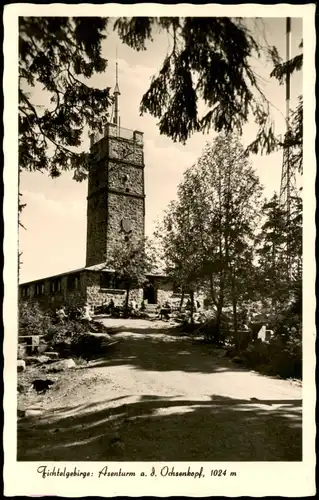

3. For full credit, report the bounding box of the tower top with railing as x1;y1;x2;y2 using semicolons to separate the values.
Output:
89;123;144;148
89;57;144;148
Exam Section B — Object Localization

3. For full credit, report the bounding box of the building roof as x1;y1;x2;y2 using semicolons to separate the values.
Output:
85;263;114;272
19;264;168;285
19;267;86;285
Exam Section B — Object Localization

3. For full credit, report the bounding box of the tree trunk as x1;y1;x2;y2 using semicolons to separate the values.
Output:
209;274;217;308
190;290;194;324
179;289;185;312
212;272;224;344
214;300;223;344
231;272;239;353
232;297;239;353
209;275;221;343
124;287;130;318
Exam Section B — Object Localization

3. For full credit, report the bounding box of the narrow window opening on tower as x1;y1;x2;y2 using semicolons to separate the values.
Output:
126;187;130;192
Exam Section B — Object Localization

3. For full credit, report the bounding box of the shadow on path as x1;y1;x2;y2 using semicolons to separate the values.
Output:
17;394;302;462
86;332;252;374
17;322;302;462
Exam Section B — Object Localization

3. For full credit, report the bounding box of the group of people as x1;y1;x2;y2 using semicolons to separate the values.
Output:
154;298;202;321
185;298;201;312
55;297;204;323
154;301;172;320
55;303;93;322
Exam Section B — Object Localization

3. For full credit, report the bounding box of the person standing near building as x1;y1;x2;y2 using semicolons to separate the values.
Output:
130;299;137;311
82;303;92;321
109;298;115;315
56;306;67;322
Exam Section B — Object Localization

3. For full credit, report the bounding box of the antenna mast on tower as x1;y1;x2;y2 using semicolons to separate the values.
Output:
113;49;121;127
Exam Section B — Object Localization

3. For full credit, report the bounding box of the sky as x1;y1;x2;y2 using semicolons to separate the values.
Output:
19;17;302;283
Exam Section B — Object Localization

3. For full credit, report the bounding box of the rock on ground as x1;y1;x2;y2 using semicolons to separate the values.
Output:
45;358;76;372
24;408;45;418
25;355;52;366
63;359;76;369
43;352;60;359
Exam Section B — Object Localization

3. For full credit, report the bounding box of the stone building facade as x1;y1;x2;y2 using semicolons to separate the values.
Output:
19;265;181;311
19;269;86;309
19;121;198;311
86;124;145;267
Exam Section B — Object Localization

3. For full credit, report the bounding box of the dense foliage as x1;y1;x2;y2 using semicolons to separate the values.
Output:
19;16;303;184
254;193;302;313
19;17;111;181
19;300;112;359
157;134;263;344
19;301;53;337
115;17;278;151
156;132;302;369
19;17;303;378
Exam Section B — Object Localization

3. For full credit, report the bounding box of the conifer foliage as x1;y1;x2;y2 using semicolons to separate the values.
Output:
115;17;273;146
19;16;288;182
19;17;111;181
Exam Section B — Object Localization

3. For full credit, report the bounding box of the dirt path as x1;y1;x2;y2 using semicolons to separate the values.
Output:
17;319;302;461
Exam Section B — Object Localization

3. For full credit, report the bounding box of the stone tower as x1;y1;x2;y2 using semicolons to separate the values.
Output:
86;123;145;267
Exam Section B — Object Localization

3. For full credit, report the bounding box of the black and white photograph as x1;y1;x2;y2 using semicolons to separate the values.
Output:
3;3;316;497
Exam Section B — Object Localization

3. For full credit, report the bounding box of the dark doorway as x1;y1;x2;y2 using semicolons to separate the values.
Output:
143;282;157;304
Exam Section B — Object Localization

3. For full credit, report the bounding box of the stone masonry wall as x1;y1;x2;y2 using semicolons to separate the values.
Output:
154;280;184;308
152;279;205;309
108;161;143;196
86;190;108;266
107;134;145;257
85;271;143;308
108;137;143;166
86;126;145;267
107;193;144;255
